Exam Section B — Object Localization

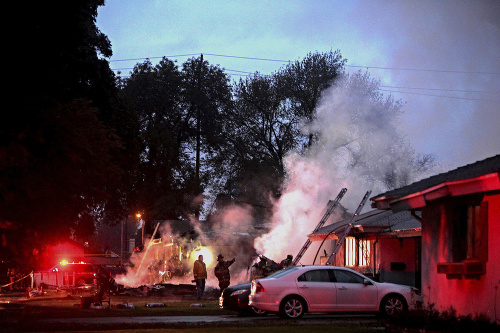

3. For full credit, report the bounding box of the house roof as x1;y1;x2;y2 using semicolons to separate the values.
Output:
371;154;500;211
307;209;421;242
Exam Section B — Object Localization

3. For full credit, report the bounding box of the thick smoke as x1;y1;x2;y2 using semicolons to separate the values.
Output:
116;75;435;288
351;1;500;168
254;74;431;264
115;205;260;288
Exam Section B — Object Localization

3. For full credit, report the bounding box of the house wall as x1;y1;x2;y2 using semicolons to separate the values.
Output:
421;192;500;322
322;236;419;286
378;237;418;287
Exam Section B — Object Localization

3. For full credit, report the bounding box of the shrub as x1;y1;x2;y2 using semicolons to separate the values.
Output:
387;304;499;332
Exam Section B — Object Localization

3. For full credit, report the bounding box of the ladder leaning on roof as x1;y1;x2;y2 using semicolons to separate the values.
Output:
292;188;347;266
325;190;372;265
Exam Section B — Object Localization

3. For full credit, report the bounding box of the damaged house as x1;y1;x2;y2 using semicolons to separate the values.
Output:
371;154;500;322
308;208;421;288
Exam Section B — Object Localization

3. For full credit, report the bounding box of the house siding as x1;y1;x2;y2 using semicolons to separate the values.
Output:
421;192;500;322
379;237;419;287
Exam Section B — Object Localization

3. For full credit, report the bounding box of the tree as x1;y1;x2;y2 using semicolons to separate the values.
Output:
276;50;346;147
2;0;123;269
181;55;233;216
120;58;186;221
209;52;346;219
119;55;233;223
228;75;299;200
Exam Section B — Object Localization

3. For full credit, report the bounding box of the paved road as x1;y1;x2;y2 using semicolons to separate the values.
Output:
38;314;266;325
18;313;381;331
38;313;377;324
33;313;380;329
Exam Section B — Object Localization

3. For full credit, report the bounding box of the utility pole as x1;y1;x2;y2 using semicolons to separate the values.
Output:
195;54;203;218
120;220;123;263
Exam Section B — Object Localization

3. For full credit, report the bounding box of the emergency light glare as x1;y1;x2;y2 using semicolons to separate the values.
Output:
192;247;214;266
60;260;69;265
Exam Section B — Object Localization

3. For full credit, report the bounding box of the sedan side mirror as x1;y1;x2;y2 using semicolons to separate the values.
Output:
363;279;372;286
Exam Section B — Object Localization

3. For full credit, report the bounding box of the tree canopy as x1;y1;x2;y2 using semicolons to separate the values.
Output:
2;0;124;270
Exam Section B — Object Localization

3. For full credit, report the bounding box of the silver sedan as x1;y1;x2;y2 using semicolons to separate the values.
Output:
249;265;422;319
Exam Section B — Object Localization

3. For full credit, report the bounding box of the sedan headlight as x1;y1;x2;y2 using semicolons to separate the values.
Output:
230;289;249;297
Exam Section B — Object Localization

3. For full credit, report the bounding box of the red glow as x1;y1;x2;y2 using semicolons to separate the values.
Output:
42;242;85;269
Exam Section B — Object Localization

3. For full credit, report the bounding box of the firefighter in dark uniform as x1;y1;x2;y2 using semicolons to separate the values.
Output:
280;254;293;268
214;254;235;291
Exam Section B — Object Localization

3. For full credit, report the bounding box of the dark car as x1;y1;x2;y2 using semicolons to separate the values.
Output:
219;283;266;316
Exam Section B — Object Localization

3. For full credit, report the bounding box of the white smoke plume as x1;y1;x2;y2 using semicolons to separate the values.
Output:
115;205;260;288
254;74;432;264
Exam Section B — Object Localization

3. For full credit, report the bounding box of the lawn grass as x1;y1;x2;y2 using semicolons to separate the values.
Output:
16;295;226;319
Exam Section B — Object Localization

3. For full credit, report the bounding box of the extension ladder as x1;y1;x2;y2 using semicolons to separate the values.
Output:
292;188;347;265
325;190;371;265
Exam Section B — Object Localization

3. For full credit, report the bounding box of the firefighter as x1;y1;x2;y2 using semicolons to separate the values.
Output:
99;266;119;294
193;255;207;300
214;254;235;291
8;268;15;291
253;256;268;279
280;254;293;269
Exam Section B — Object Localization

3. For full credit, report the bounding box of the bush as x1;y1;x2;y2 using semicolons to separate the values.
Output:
387;304;499;332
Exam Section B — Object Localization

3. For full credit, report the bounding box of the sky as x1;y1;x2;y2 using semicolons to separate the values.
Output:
97;0;499;173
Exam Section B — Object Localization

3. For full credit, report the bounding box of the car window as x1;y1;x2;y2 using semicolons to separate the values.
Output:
297;269;332;282
266;267;299;278
333;269;365;284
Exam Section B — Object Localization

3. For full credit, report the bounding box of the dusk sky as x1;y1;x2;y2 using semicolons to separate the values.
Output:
97;0;500;170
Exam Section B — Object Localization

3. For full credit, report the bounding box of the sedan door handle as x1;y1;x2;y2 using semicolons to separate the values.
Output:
338;287;347;291
298;284;308;288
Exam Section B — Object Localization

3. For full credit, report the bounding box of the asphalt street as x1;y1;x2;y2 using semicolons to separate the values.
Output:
37;313;378;324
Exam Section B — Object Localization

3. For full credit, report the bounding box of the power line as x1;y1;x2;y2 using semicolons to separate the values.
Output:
109;53;200;62
378;89;498;102
108;53;290;64
380;85;499;95
203;53;290;63
108;52;500;76
346;65;499;76
108;53;499;99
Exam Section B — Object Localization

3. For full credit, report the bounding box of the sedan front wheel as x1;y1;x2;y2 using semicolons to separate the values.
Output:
279;296;306;318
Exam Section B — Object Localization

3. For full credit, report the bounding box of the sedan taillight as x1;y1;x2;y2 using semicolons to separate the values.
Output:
251;281;265;294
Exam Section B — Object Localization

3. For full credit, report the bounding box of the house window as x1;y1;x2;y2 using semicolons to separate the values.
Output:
359;239;370;266
345;237;356;266
451;201;488;263
345;237;371;267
